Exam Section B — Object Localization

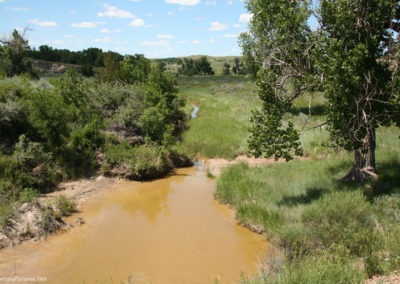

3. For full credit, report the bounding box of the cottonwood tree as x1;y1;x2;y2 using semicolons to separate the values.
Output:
0;29;34;77
242;0;400;182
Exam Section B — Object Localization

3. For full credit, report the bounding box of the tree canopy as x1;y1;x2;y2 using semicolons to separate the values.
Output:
242;0;400;182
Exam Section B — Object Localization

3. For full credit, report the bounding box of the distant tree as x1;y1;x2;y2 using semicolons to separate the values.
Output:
99;52;123;82
140;62;186;144
232;57;246;75
222;63;231;75
242;0;400;182
121;54;151;84
0;29;35;77
196;56;214;75
178;56;214;76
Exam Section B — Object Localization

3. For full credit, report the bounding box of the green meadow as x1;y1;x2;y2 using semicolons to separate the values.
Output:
177;75;400;283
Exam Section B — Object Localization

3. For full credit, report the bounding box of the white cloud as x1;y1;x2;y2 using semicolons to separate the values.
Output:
91;36;111;43
101;28;110;33
157;34;174;39
0;0;6;3
7;7;29;12
208;21;228;31
64;34;74;39
227;0;233;5
30;19;57;27
239;13;253;23
98;4;135;18
206;0;217;5
191;39;201;44
130;18;145;27
165;0;200;6
70;22;96;28
141;40;170;46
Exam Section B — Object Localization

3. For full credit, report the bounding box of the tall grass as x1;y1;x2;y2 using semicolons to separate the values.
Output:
216;126;400;283
176;76;258;159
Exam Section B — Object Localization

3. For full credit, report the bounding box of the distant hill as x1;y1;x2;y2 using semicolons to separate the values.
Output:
156;55;240;75
30;59;81;76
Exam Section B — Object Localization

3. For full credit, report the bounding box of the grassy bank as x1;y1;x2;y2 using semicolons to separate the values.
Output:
216;126;400;283
175;76;400;282
176;76;258;159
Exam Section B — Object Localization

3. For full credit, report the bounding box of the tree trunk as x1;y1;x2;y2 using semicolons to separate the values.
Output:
342;129;378;183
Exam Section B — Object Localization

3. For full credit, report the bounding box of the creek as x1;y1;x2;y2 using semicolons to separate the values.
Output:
0;165;269;284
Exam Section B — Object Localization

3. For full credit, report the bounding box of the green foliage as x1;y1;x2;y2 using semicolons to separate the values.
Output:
242;0;400;180
178;56;215;76
141;63;186;144
54;195;77;217
216;126;400;281
104;141;172;180
0;29;36;77
276;253;365;284
19;188;40;203
121;54;150;84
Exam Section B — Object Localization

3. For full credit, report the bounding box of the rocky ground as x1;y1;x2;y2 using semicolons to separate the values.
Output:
0;176;118;249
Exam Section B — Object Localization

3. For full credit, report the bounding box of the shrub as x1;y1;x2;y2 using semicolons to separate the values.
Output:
301;190;376;256
54;195;77;217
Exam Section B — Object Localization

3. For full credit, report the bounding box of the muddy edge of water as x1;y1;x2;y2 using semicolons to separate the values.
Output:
0;164;270;284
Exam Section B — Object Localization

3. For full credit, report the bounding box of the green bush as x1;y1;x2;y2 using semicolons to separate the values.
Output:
54;195;77;217
301;190;376;256
104;141;172;180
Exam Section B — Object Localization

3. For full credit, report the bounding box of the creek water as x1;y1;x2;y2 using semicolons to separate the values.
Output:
0;165;268;284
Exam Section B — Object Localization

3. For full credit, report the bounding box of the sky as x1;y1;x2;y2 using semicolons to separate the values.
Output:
0;0;252;58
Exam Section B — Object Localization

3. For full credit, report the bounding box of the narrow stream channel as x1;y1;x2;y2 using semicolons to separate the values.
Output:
0;165;269;284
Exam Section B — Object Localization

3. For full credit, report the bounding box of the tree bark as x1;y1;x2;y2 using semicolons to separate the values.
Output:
342;128;378;183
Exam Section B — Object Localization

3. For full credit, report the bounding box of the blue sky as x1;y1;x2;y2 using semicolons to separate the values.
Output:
0;0;252;58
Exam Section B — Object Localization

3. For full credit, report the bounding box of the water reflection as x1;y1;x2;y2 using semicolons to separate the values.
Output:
0;166;268;284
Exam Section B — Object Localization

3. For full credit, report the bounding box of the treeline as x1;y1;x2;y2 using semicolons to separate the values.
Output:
27;43;248;77
0;30;191;225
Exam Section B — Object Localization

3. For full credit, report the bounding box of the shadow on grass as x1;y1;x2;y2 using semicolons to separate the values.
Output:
278;187;325;207
327;158;400;200
371;159;400;197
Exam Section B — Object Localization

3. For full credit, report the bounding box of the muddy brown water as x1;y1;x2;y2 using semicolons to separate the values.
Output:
0;165;269;284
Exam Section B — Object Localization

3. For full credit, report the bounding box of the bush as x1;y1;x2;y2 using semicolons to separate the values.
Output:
54;195;77;217
301;191;377;257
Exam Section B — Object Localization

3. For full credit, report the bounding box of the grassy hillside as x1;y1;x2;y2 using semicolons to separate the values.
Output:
158;55;239;75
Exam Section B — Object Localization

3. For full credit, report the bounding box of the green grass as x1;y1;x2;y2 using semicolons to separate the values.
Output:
176;76;258;159
216;125;400;283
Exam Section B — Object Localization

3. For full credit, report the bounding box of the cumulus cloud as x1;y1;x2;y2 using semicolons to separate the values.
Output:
70;22;96;28
208;21;228;31
98;4;135;18
164;0;200;6
91;36;111;43
130;18;145;27
30;19;57;27
239;13;253;23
